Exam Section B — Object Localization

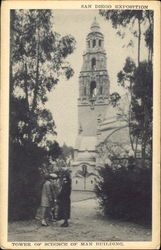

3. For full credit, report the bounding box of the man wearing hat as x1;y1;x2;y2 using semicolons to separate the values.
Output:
40;173;58;226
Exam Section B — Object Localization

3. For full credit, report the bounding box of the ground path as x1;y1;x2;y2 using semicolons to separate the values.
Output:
8;191;151;242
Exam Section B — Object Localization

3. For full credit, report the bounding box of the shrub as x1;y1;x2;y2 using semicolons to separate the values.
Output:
95;162;152;226
9;142;68;221
9;142;46;221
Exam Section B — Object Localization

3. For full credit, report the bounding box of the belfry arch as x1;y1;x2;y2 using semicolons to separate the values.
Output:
90;81;97;97
91;58;96;70
100;85;103;95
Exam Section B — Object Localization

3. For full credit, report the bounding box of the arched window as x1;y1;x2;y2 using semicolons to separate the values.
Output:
84;87;86;96
76;180;78;184
92;39;96;48
99;40;102;47
88;41;90;48
91;58;96;70
91;180;93;184
100;86;103;95
90;81;97;97
82;165;87;175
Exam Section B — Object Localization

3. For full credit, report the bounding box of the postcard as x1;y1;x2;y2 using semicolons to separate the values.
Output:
0;1;160;249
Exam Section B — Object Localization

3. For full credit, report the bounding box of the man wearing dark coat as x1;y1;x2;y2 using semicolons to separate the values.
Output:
58;174;71;227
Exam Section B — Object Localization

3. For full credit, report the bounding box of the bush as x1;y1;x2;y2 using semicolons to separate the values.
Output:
9;141;66;221
95;163;152;226
9;142;46;221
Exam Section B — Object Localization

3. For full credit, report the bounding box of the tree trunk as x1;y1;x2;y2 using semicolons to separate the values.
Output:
128;83;135;153
147;11;153;62
137;18;141;66
10;10;15;96
32;25;40;112
128;109;135;152
134;135;139;159
148;49;150;62
9;10;15;146
24;62;29;110
141;96;149;168
23;62;32;142
141;134;147;168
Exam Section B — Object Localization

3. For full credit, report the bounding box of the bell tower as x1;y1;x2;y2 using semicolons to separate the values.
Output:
72;18;110;191
78;17;110;136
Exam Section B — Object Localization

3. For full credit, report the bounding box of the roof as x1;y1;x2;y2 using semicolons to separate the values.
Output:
72;160;95;167
75;136;97;151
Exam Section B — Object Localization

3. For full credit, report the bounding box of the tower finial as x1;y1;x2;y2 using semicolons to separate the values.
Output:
90;17;100;32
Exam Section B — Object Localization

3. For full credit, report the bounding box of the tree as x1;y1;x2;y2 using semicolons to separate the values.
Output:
117;57;138;156
99;10;153;66
100;10;153;166
132;61;152;165
95;10;153;223
9;10;76;220
10;10;76;146
95;163;152;225
116;58;152;166
46;140;62;161
144;11;153;62
61;143;74;160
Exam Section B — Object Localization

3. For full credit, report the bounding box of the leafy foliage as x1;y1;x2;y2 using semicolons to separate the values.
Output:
99;10;143;28
109;92;121;107
96;10;153;226
9;10;76;220
10;10;76;144
100;10;153;161
99;10;153;64
61;143;74;160
109;57;152;162
95;162;152;226
117;59;152;160
9;142;46;220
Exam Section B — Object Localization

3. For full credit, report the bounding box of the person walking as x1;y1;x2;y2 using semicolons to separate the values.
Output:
58;173;71;227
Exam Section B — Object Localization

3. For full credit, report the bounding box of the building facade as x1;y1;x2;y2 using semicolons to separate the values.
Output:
72;18;112;191
72;18;132;191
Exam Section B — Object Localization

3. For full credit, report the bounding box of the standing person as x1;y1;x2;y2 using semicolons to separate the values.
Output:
40;173;57;226
58;173;71;227
50;174;62;221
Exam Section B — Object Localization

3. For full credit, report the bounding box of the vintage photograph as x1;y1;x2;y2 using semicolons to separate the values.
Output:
2;3;158;247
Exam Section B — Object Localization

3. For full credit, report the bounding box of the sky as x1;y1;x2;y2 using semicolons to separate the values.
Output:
46;10;148;147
